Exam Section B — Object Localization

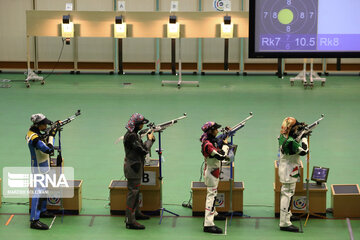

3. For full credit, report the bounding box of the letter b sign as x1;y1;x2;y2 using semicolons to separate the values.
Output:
142;171;156;185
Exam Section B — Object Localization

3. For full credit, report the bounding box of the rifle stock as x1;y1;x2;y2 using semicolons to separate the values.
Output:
45;110;81;136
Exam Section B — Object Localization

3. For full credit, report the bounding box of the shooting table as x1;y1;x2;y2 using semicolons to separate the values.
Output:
331;184;360;218
29;180;83;215
191;163;244;216
109;159;161;215
274;160;327;216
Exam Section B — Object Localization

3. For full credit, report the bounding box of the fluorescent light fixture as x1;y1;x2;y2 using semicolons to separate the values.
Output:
221;16;233;38
114;16;127;38
61;15;74;38
167;15;179;38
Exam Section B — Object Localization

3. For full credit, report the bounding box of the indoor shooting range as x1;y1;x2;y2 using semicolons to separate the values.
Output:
0;0;359;239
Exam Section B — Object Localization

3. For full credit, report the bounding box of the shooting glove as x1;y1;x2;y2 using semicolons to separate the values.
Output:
218;149;226;155
45;144;54;154
49;126;58;137
147;132;155;142
302;131;312;138
212;150;229;161
298;137;309;156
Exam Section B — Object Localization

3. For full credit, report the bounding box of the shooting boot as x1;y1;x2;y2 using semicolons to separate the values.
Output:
290;215;300;221
40;211;55;218
204;225;223;234
280;225;299;232
214;214;226;221
30;220;49;230
135;213;150;220
126;222;145;230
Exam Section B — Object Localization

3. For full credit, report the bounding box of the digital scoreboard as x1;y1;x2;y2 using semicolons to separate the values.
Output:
249;0;360;58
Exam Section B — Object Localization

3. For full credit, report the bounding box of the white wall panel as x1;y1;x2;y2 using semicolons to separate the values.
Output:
0;0;34;61
123;38;155;62
77;0;113;11
36;0;71;10
160;0;198;11
203;38;240;62
243;0;248;11
121;0;155;63
36;0;74;61
160;38;197;62
77;0;114;62
125;0;155;11
77;38;114;62
37;37;74;61
203;38;223;62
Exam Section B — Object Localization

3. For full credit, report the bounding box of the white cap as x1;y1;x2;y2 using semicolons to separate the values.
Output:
30;113;52;125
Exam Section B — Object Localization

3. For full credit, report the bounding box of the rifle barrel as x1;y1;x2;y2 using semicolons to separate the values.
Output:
230;112;253;131
139;113;187;137
59;110;81;127
306;114;324;130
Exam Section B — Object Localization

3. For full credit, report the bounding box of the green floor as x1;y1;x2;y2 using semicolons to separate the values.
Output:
0;73;359;239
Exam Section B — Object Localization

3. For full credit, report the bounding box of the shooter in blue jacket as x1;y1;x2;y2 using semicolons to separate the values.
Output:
26;113;57;230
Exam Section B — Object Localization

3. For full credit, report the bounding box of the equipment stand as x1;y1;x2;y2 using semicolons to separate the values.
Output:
161;38;199;89
300;135;326;227
228;136;242;225
25;68;44;88
224;39;229;70
156;131;179;224
290;59;326;89
118;38;124;75
57;130;65;223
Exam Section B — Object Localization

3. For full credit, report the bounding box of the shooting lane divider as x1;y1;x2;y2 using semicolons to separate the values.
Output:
172;216;177;228
224;217;228;235
346;218;354;240
5;214;14;226
49;216;57;229
89;216;95;227
299;217;304;233
255;218;260;229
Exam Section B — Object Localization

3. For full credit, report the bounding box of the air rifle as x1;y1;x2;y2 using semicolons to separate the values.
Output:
138;113;187;138
115;113;187;144
45;110;81;137
295;114;324;141
216;112;253;147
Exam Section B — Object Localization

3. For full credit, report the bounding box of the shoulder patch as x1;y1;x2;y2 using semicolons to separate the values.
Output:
26;131;39;141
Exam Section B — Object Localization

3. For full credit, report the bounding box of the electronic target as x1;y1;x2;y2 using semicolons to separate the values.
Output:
213;0;225;11
249;0;360;58
260;0;317;36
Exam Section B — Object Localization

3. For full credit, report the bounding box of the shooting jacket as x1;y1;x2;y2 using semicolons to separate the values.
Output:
26;126;52;173
123;131;154;179
202;136;229;187
278;135;308;184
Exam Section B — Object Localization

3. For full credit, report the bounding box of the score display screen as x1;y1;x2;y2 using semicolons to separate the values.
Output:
311;167;329;182
249;0;360;58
